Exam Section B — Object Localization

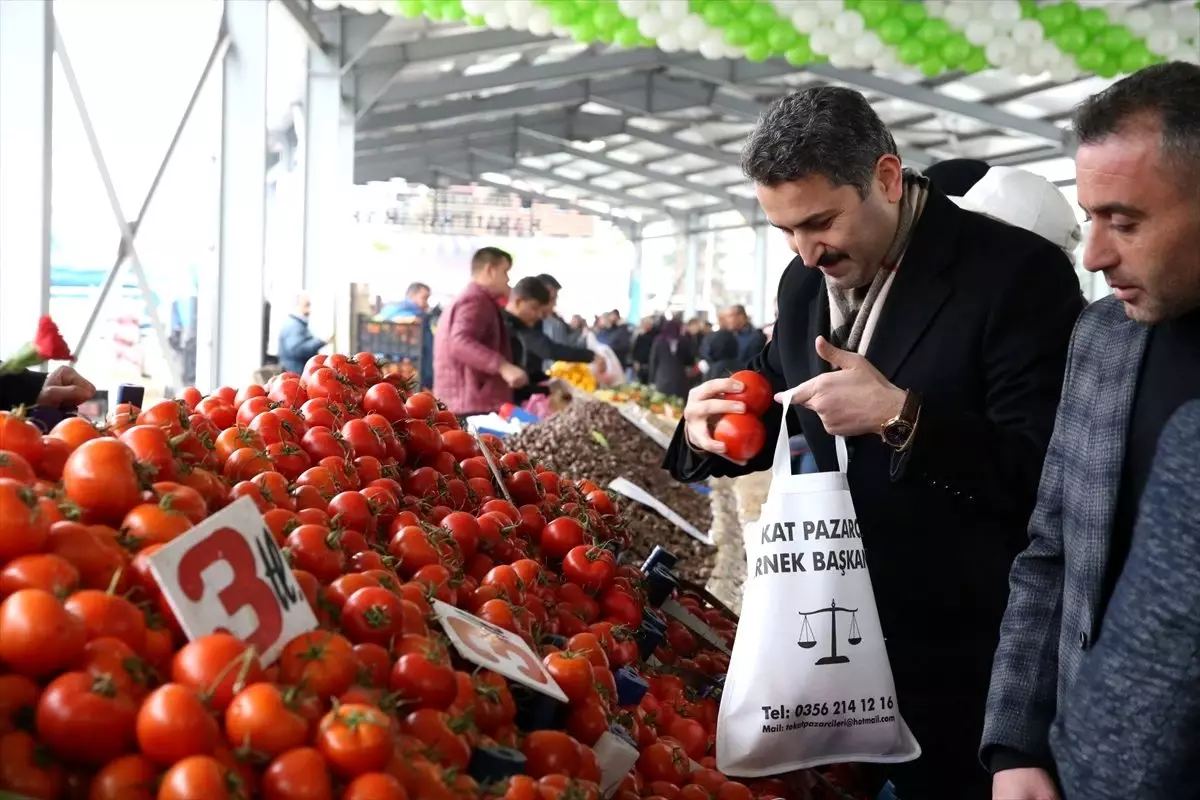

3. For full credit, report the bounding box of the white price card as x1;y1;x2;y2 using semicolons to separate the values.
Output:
614;404;673;450
467;424;516;505
147;496;318;665
431;599;568;703
594;731;641;797
609;477;714;546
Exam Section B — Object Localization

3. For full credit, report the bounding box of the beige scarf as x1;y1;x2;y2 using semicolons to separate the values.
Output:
828;171;930;355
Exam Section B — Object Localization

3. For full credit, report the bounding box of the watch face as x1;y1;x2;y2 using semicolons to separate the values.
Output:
883;420;914;448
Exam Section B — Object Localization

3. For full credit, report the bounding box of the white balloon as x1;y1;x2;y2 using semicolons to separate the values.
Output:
964;20;995;46
483;9;509;29
505;0;532;29
832;10;864;37
312;0;340;9
791;6;822;34
924;0;948;18
1171;43;1200;64
724;43;745;59
1145;29;1179;57
658;0;690;21
1028;42;1057;72
637;13;665;38
699;32;726;59
1171;4;1200;35
677;15;709;46
617;0;649;15
1011;19;1044;47
1007;50;1033;76
944;3;972;27
527;9;553;36
1122;8;1153;36
852;30;883;62
985;37;1018;65
809;26;839;56
828;47;858;68
988;0;1022;26
657;31;682;52
347;0;379;12
814;0;845;21
872;48;901;75
1147;3;1171;26
461;0;489;15
1049;59;1080;83
772;0;801;13
1102;2;1128;24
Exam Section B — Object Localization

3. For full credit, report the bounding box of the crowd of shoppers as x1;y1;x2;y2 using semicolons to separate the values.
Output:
667;60;1200;800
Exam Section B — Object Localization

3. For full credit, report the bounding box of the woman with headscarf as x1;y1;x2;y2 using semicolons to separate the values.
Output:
647;318;698;400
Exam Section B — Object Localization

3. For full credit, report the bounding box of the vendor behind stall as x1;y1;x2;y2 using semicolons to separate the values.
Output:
503;277;600;404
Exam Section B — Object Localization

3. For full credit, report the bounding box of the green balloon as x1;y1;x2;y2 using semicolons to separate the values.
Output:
842;0;860;8
900;2;927;26
440;2;464;21
614;22;641;48
1019;0;1038;18
767;24;798;51
592;4;623;32
1079;7;1108;32
1077;47;1106;73
465;14;485;25
1037;3;1067;34
1095;55;1120;78
1101;26;1133;54
1055;24;1089;54
702;2;732;27
571;19;597;41
549;2;577;26
1058;1;1080;21
858;1;891;26
1119;42;1153;73
897;39;927;65
724;21;753;46
877;17;908;45
690;0;708;11
745;4;777;29
940;37;970;68
919;18;950;44
784;41;814;66
744;40;771;61
397;0;423;17
963;47;988;73
919;56;945;77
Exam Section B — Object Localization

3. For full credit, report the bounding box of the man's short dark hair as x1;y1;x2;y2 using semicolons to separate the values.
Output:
536;273;561;291
511;276;550;304
472;246;513;273
1072;61;1200;179
741;86;898;196
406;282;430;296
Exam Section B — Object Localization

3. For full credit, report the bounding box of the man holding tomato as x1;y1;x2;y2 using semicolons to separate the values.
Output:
664;86;1084;798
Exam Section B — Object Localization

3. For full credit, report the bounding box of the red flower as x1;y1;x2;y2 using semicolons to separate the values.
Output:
34;317;73;362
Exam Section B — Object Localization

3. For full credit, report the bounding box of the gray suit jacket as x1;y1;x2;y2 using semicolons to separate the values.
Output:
982;296;1149;765
1050;399;1200;798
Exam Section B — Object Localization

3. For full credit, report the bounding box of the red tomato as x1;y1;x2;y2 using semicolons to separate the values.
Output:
540;516;585;561
711;414;766;462
561;545;616;593
35;670;138;765
724;370;774;415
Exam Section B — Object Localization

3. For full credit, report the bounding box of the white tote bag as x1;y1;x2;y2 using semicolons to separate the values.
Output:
716;389;920;776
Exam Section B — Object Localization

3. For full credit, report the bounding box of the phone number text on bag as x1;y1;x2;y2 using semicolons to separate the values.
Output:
762;694;895;721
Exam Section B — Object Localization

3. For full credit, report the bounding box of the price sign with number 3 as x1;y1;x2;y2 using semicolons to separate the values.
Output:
148;496;318;665
432;599;568;703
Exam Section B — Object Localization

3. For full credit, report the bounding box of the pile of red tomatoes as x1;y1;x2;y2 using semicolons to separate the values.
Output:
0;351;865;800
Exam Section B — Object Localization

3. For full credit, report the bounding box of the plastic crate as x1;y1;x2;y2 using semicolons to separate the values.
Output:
354;315;423;374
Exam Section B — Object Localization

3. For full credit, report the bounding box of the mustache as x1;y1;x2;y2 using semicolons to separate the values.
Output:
816;251;849;267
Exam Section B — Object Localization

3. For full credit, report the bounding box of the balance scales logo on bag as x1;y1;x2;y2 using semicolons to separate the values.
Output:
716;389;920;777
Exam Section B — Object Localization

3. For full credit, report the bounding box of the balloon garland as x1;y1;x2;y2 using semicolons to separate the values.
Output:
315;0;1200;79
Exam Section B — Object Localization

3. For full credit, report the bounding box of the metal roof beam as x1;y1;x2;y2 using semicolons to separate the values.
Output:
276;0;329;56
802;63;1071;148
372;48;664;108
360;83;588;132
615;124;741;168
428;163;645;234
518;127;753;215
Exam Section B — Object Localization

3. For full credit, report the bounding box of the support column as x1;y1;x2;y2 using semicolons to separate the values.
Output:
628;227;644;322
0;0;53;361
302;48;356;356
752;222;770;327
683;218;699;317
199;0;268;390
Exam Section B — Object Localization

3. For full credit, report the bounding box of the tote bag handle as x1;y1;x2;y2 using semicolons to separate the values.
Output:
771;386;848;481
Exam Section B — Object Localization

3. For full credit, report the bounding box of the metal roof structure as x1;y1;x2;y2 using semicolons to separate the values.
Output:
284;5;1143;229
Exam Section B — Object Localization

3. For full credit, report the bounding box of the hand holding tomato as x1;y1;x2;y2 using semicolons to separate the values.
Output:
682;377;762;465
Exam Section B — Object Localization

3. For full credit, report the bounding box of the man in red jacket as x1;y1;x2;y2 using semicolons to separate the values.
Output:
432;247;529;415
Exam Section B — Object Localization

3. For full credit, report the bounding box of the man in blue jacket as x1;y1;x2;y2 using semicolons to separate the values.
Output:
277;293;327;375
378;282;434;389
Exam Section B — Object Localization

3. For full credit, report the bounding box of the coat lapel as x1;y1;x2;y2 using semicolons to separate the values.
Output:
1084;315;1149;607
863;193;957;380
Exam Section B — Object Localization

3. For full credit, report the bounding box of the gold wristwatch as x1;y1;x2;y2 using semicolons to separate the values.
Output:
881;390;922;452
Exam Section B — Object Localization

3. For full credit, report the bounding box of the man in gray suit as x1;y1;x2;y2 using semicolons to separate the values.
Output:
983;61;1200;799
1052;400;1200;799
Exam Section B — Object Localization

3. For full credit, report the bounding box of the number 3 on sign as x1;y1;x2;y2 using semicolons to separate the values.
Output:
148;496;318;665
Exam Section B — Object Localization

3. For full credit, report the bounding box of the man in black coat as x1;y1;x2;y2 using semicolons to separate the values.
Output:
662;87;1083;798
0;365;95;412
502;277;597;403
